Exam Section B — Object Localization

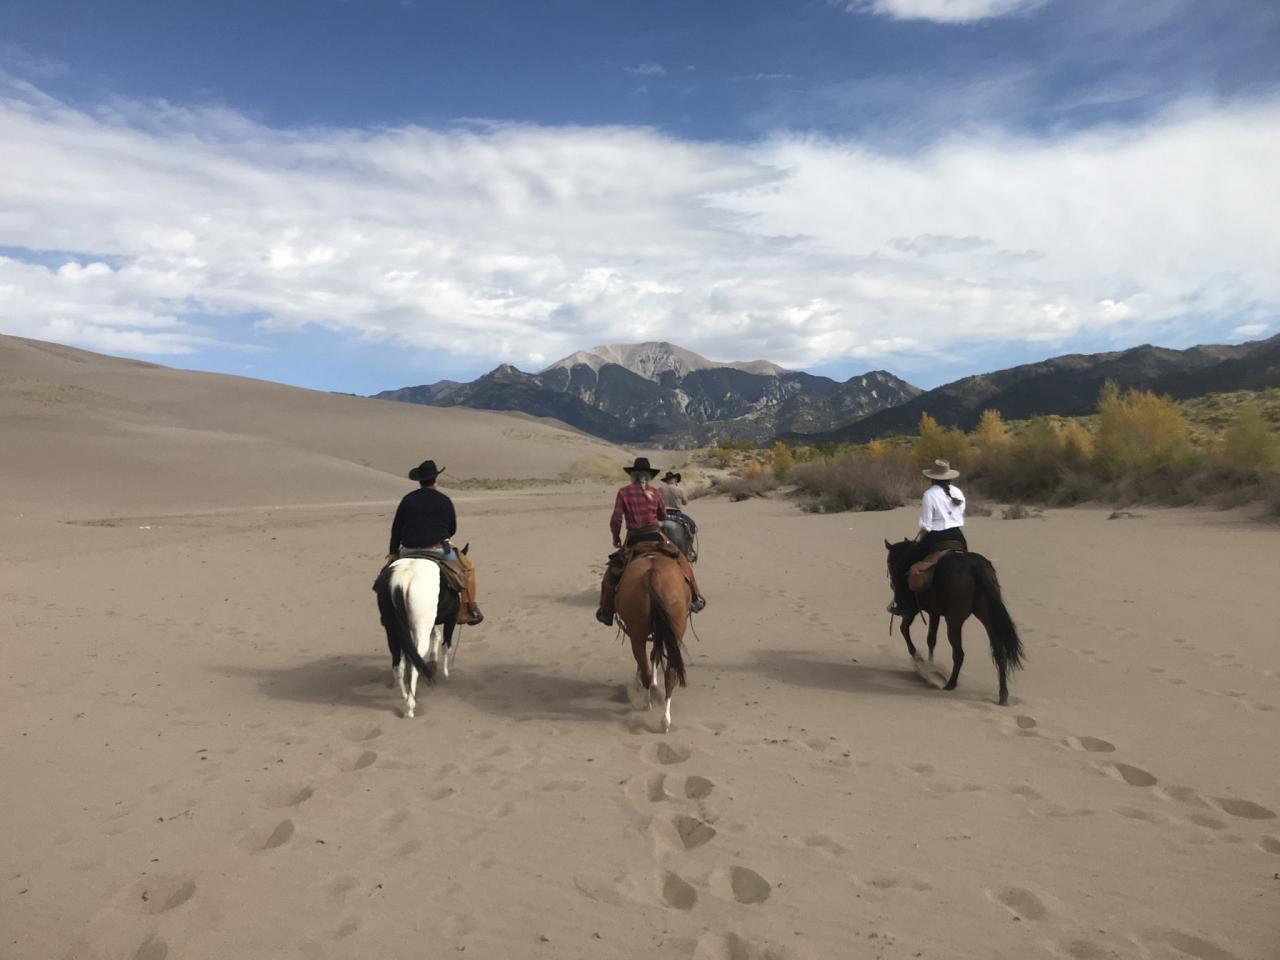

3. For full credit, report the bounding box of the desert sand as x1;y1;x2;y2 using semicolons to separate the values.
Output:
2;337;1278;960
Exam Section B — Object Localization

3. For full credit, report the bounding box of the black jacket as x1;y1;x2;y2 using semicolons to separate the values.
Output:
389;486;457;554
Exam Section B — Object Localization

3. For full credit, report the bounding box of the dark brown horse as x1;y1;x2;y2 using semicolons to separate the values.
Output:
615;550;690;732
885;539;1025;705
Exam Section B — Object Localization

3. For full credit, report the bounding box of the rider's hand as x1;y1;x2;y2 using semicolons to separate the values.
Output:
613;540;621;549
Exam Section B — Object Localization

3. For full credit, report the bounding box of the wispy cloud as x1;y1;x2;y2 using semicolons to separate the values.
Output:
1;80;1277;373
844;0;1048;24
624;62;666;77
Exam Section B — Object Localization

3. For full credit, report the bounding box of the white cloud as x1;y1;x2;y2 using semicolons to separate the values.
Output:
845;0;1048;23
624;62;666;77
1233;323;1269;338
0;81;1278;373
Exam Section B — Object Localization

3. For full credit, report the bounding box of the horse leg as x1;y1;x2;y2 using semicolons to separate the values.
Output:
649;646;663;712
630;635;651;709
441;623;458;680
662;664;678;733
943;615;965;691
926;613;940;662
898;612;920;660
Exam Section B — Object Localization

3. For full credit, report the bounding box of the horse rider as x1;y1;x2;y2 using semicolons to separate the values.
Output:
596;457;706;626
886;459;968;618
385;459;483;625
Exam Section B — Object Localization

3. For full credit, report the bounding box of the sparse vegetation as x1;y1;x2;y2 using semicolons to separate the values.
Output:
701;383;1280;515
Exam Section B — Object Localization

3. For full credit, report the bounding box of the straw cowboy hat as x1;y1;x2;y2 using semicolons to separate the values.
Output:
624;457;661;477
922;459;960;481
408;459;445;481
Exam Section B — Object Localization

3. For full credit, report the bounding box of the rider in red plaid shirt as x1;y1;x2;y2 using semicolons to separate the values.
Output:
610;480;668;546
597;457;705;626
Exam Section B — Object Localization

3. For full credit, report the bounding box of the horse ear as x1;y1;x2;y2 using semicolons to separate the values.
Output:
462;542;470;556
884;539;892;550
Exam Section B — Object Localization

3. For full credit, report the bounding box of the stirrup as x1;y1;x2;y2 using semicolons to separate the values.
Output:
465;603;485;626
595;609;615;626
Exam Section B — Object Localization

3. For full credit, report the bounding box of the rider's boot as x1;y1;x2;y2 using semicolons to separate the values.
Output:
677;554;706;614
465;601;485;626
596;561;622;626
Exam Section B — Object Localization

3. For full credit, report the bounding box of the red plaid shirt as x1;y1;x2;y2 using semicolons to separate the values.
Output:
611;482;667;542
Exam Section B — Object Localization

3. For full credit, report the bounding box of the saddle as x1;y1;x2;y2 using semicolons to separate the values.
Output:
907;542;965;593
375;550;469;597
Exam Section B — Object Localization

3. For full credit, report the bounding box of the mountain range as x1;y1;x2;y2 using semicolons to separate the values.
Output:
789;332;1280;444
375;334;1280;448
374;343;920;445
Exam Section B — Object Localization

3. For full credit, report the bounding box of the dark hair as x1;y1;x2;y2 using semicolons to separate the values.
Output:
932;478;962;506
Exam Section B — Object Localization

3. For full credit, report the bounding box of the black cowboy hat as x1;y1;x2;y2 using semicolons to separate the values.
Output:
661;471;682;483
408;459;445;482
624;457;660;477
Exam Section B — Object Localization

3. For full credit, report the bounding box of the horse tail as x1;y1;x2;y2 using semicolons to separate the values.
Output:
972;559;1024;673
648;569;687;688
388;565;436;683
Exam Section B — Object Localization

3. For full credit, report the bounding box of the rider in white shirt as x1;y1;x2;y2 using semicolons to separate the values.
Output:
887;459;968;616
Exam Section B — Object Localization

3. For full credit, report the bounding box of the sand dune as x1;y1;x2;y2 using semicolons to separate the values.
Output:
2;338;1278;960
0;334;626;517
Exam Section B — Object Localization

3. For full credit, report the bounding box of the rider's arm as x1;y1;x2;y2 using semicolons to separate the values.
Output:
389;498;405;555
655;494;667;522
918;488;938;534
610;490;625;546
445;497;457;541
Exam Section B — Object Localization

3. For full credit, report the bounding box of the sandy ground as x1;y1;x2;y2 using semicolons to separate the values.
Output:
2;339;1279;960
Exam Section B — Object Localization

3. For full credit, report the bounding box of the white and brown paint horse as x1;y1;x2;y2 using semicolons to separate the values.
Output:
374;548;467;718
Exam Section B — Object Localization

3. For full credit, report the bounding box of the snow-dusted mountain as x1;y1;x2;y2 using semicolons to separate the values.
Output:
541;342;788;381
375;341;919;446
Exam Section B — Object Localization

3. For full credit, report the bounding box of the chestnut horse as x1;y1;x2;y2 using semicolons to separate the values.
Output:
614;551;690;733
885;538;1025;705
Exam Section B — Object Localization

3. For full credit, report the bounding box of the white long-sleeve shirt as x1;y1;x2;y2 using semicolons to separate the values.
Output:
919;483;965;531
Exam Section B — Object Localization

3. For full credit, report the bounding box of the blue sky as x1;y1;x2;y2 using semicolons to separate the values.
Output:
1;0;1278;392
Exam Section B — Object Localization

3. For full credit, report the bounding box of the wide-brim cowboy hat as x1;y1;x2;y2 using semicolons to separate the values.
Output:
624;457;660;477
922;459;960;481
661;471;682;483
409;459;445;481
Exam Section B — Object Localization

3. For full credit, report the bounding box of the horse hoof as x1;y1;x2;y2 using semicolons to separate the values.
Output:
998;692;1009;706
943;681;957;691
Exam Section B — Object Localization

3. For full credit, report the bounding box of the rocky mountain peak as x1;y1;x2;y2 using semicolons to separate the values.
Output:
541;341;787;382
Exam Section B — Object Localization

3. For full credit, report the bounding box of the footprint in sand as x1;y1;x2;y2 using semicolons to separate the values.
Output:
1214;797;1276;820
685;775;715;800
802;834;846;856
866;875;932;892
1008;785;1043;800
351;750;377;771
138;875;196;914
647;773;669;802
728;866;772;905
132;935;168;960
661;871;697;910
333;918;361;939
1066;736;1116;753
1258;836;1280;854
675;816;717;850
263;784;314;809
1150;930;1243;960
1015;715;1037;729
342;725;382;743
655;743;690;765
248;818;296;850
1060;940;1109;960
1115;806;1165;824
1188;813;1227;831
992;887;1047;920
692;932;789;960
1112;763;1158;787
